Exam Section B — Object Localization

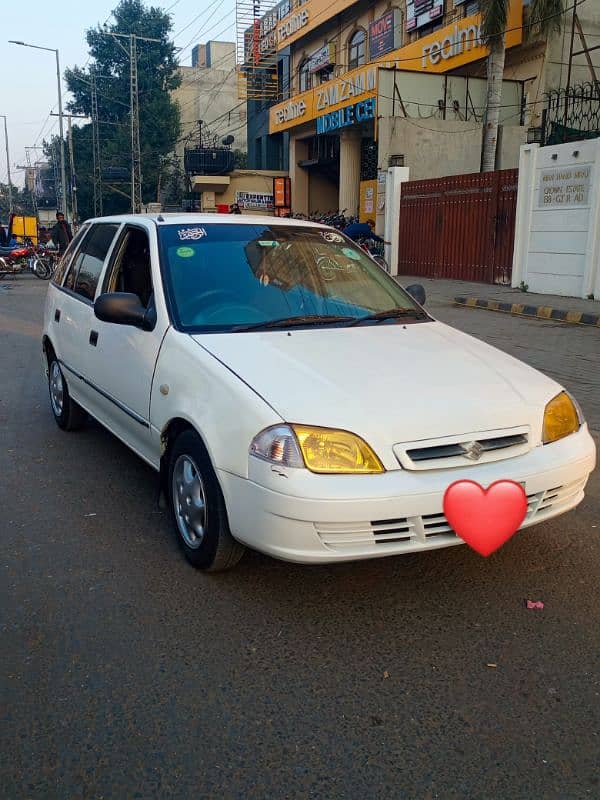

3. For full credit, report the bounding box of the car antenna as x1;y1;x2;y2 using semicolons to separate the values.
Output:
157;214;165;222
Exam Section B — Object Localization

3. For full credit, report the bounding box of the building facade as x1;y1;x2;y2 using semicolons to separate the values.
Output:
247;0;599;217
173;41;248;160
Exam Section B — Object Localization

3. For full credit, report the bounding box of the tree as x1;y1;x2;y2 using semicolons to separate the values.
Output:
64;0;181;218
480;0;564;171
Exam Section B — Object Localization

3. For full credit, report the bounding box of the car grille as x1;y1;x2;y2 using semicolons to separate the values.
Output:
314;477;587;551
394;427;530;471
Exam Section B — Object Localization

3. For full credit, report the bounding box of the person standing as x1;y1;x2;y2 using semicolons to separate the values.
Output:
51;212;73;254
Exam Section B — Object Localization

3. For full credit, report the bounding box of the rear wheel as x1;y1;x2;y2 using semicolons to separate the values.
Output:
32;257;51;279
48;358;87;431
168;429;245;571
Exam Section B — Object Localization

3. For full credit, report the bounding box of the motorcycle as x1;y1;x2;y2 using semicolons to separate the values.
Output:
0;244;55;280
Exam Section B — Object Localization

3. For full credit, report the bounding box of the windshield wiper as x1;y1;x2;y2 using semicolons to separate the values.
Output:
232;314;356;332
349;307;429;326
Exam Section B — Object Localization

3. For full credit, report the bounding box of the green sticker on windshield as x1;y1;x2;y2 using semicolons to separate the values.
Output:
342;247;362;261
176;246;195;258
258;240;279;247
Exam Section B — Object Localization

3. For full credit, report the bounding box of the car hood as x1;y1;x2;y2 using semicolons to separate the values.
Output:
192;321;562;459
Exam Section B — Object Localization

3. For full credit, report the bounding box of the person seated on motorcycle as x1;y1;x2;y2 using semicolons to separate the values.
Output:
343;218;383;244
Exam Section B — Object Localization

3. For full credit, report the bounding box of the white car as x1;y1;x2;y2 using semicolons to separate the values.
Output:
42;214;596;571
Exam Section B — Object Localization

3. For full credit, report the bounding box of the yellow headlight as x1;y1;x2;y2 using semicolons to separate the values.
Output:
291;425;385;474
542;391;580;444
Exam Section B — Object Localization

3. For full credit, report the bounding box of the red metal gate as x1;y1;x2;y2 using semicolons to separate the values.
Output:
397;169;518;284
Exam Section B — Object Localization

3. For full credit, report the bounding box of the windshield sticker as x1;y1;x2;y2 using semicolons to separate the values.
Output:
320;231;344;243
342;247;362;261
258;240;280;247
177;227;207;241
176;246;195;258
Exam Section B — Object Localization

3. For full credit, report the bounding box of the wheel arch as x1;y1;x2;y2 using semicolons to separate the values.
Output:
158;416;221;505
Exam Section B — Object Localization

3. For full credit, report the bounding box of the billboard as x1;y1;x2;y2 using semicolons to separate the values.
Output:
369;9;402;60
406;0;444;32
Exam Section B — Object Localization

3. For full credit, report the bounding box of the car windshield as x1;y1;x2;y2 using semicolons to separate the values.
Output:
158;223;427;332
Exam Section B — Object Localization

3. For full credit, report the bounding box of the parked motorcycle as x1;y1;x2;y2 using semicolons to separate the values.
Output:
0;244;55;280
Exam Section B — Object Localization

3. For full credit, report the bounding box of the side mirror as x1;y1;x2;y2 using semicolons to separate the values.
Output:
405;283;426;306
94;292;155;331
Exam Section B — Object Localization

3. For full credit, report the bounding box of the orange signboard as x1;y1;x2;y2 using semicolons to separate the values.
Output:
270;63;378;134
378;0;522;73
275;0;357;51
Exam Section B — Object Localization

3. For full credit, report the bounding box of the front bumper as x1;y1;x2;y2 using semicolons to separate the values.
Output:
218;426;596;563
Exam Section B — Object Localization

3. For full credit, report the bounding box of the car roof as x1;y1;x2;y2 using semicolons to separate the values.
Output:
84;213;332;230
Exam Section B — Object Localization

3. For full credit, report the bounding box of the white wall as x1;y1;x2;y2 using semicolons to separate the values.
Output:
512;139;600;299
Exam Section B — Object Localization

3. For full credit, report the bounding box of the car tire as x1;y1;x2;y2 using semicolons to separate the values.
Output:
168;429;245;572
48;357;87;431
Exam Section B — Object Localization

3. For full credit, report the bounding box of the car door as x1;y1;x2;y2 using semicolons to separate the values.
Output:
50;222;120;413
82;221;170;468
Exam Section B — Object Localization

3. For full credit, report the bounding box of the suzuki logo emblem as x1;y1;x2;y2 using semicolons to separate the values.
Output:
464;441;484;461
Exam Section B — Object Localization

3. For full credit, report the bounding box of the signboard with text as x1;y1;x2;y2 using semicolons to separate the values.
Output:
538;166;592;207
406;0;444;32
369;10;402;60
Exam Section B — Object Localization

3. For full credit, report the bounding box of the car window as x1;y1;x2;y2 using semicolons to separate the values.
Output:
158;223;423;332
102;226;153;308
68;223;120;301
52;223;90;287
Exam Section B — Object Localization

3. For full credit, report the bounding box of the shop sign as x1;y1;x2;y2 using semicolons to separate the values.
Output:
273;176;292;207
273;97;309;126
406;0;444;32
315;66;377;112
270;63;377;133
278;9;310;42
369;10;401;60
275;0;358;50
316;98;376;134
389;1;523;73
309;43;336;73
236;191;274;210
421;22;481;67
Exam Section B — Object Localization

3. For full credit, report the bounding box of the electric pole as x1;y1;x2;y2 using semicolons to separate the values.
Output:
104;32;161;213
91;74;103;216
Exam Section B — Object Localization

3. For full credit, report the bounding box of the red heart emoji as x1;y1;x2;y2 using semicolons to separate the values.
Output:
443;480;528;557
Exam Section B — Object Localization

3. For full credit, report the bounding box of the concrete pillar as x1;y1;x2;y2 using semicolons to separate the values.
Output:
339;131;361;217
384;166;410;276
289;135;309;216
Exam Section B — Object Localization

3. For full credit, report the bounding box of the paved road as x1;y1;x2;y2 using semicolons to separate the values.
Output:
2;279;599;799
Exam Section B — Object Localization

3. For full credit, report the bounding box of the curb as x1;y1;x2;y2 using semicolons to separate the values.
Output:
454;297;600;327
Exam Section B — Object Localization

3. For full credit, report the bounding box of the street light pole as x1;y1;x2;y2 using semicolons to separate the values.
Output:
9;41;68;218
0;114;13;213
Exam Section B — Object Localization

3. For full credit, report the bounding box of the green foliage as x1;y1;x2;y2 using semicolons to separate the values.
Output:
63;0;181;219
233;150;248;170
528;0;564;38
479;0;510;41
519;281;529;293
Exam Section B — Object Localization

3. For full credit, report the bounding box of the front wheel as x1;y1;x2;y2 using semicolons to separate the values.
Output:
168;430;245;571
48;358;87;431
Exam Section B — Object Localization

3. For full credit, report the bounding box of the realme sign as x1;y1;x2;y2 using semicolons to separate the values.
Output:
421;22;481;67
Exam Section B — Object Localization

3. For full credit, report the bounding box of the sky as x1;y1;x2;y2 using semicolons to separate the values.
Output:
1;0;237;187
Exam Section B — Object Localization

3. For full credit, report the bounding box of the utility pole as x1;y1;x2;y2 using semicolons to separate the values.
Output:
91;74;103;216
67;116;78;225
24;148;38;218
52;112;85;225
0;115;13;213
104;32;161;213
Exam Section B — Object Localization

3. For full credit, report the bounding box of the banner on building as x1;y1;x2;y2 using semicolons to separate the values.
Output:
236;191;275;210
369;10;402;60
273;176;292;207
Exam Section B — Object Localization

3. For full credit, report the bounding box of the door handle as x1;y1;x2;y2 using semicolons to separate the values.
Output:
54;309;61;322
89;330;98;347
